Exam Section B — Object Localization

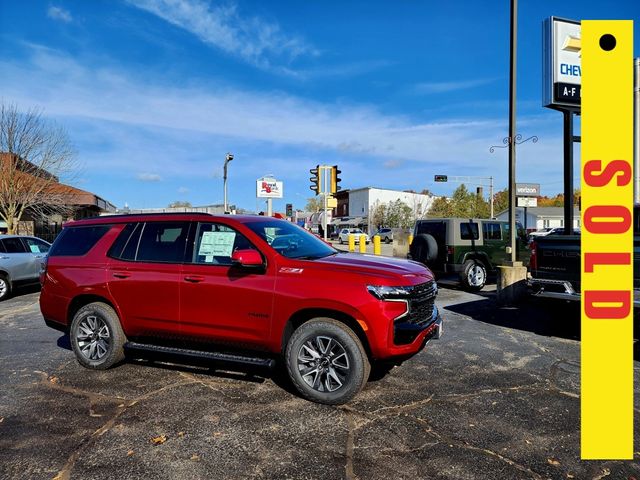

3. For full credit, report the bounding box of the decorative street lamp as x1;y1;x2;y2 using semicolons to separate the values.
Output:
223;152;234;213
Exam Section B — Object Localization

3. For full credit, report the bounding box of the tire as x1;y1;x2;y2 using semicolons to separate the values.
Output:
285;318;370;405
0;273;11;301
384;236;391;244
70;302;126;370
339;237;344;244
460;260;487;291
409;234;438;264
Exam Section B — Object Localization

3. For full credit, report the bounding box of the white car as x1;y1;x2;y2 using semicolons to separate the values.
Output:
338;228;370;245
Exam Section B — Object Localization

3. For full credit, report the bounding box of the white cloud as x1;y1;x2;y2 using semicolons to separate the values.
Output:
47;6;72;23
126;0;317;71
413;78;497;94
383;159;404;169
137;172;162;182
0;46;564;192
177;186;190;193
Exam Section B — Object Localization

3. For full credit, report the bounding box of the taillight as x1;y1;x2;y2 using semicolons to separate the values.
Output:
529;241;537;270
446;245;454;257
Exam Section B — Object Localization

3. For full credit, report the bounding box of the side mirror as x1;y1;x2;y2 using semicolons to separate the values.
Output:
231;249;263;268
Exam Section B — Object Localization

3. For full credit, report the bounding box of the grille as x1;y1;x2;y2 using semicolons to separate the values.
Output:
405;281;437;326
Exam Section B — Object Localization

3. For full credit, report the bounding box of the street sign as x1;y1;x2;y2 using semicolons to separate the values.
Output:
434;175;448;182
516;183;541;197
517;197;538;207
326;197;337;208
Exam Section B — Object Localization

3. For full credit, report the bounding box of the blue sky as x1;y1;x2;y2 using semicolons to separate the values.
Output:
1;1;638;212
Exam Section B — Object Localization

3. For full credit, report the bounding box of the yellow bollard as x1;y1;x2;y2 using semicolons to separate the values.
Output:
408;234;414;246
348;234;355;252
373;235;381;255
359;234;367;253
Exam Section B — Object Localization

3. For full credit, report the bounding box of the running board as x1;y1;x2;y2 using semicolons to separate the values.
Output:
124;342;276;370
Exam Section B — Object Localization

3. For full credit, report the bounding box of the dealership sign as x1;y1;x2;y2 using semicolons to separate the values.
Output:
543;17;581;110
256;178;283;198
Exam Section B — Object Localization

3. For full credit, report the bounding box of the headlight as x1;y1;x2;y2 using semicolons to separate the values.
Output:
367;285;413;300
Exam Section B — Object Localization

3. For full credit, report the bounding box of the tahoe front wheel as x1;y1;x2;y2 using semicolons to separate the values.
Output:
70;302;126;370
286;318;370;405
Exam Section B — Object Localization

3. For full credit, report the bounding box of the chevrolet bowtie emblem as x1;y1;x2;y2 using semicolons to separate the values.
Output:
562;35;581;53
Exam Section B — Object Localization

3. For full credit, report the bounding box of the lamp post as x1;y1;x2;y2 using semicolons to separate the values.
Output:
223;152;234;213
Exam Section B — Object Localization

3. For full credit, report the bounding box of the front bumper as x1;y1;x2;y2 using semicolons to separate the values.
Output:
394;304;442;346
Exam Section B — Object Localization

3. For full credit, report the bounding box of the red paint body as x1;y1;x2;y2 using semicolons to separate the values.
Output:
40;214;439;361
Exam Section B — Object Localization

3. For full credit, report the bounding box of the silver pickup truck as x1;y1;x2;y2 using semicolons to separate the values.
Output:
0;235;51;301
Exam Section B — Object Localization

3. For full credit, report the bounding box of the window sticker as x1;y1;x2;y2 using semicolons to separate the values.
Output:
198;231;236;257
29;244;41;253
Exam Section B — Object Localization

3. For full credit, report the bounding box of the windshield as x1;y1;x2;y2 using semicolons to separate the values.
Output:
245;220;338;259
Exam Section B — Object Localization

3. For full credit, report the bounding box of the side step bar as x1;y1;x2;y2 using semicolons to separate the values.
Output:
124;342;276;370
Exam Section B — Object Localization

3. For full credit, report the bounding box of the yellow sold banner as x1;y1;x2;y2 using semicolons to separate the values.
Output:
581;20;634;459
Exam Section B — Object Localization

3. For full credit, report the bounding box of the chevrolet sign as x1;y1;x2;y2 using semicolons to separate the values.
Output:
543;17;581;111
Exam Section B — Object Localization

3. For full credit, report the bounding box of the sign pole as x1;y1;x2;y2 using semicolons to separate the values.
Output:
267;198;272;217
323;193;328;241
563;110;574;234
507;0;518;263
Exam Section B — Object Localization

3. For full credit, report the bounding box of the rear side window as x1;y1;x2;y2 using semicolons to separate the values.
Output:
460;222;479;240
482;223;501;240
1;237;27;253
108;223;142;261
49;225;112;256
135;222;190;263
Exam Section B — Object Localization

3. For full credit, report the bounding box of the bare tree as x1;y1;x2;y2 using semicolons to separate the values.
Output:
0;103;77;234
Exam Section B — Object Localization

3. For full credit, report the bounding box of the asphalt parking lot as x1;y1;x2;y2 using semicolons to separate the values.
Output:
1;285;639;480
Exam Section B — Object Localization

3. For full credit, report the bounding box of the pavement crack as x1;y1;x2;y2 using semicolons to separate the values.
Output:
51;378;194;480
410;415;545;480
344;409;356;480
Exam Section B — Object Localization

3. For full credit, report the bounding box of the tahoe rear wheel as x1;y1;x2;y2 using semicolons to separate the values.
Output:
70;302;126;370
461;260;487;291
286;318;370;405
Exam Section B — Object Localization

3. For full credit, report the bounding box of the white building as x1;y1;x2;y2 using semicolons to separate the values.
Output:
496;206;580;231
332;187;436;233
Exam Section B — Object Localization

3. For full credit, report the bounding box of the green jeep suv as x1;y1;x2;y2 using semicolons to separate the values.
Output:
409;218;529;291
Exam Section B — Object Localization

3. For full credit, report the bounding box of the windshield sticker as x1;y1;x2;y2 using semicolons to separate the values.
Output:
199;231;236;257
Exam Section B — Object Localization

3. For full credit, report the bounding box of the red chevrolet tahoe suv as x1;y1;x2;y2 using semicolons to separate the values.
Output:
40;213;442;404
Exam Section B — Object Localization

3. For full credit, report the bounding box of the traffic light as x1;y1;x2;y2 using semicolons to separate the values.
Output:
330;165;342;193
286;203;293;217
310;165;320;194
434;175;448;182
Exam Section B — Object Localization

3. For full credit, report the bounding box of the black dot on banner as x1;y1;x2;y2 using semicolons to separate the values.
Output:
599;34;616;51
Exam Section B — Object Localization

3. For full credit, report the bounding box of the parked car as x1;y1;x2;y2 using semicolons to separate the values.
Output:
409;218;529;291
338;228;370;245
528;227;555;238
373;228;393;244
528;227;579;239
40;213;442;405
0;235;51;300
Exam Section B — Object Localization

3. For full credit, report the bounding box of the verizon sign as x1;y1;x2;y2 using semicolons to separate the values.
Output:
515;183;541;197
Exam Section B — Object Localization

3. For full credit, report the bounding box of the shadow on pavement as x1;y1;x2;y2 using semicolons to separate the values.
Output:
8;283;41;300
445;293;640;361
444;294;581;340
55;334;302;397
